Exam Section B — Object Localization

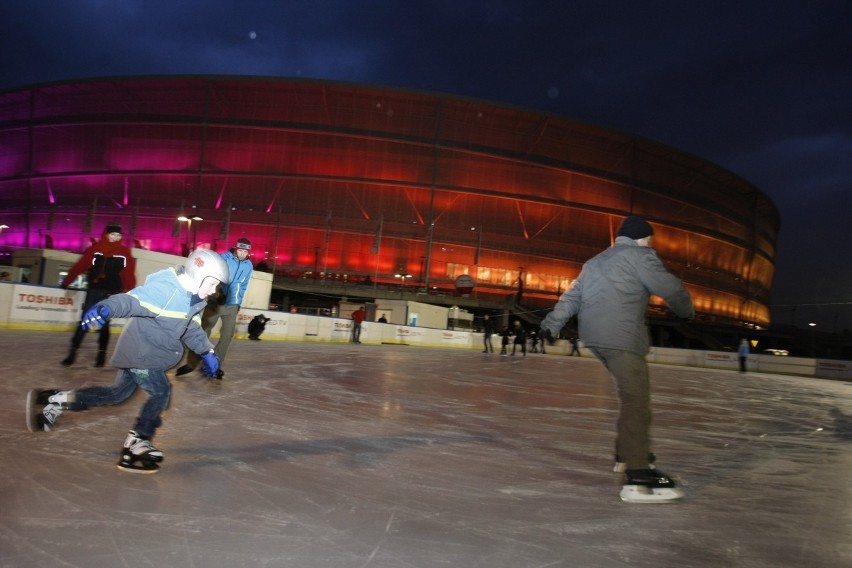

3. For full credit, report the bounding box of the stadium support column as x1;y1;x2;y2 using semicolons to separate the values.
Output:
423;99;443;292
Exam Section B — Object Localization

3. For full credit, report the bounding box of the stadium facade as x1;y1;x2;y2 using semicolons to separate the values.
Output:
0;76;779;328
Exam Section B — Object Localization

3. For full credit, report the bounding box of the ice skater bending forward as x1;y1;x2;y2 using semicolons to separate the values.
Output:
540;216;694;503
27;250;229;474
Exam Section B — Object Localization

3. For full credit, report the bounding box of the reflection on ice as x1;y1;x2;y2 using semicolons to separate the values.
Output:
0;331;850;568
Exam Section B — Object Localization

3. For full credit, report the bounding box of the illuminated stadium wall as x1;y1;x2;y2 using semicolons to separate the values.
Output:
0;76;779;327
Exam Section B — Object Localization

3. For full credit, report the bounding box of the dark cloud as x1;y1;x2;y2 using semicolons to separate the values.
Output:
1;0;851;328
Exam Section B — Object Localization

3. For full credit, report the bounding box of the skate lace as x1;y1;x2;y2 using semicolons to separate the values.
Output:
42;403;63;425
127;438;162;456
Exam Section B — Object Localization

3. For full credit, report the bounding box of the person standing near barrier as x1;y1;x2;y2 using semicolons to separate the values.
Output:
569;337;581;356
351;306;366;343
511;320;526;357
482;314;494;353
738;338;750;373
61;224;136;368
176;238;254;379
540;216;694;503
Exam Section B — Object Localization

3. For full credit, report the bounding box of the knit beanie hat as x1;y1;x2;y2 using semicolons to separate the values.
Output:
235;237;252;250
617;216;654;240
104;223;123;234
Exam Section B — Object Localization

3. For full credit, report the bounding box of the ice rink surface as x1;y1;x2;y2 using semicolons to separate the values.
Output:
0;330;850;568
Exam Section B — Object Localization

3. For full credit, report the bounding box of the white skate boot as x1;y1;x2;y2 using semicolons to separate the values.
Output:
117;430;163;474
620;468;684;503
26;389;75;432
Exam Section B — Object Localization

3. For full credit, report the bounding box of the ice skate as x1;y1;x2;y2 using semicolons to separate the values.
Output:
117;430;163;474
117;453;160;474
613;452;656;473
175;364;195;376
620;468;684;503
60;349;76;367
95;350;106;367
122;430;164;462
26;389;75;432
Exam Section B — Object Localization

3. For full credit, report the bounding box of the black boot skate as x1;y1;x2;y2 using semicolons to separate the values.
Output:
95;350;107;367
175;364;195;376
26;389;75;432
620;468;684;503
117;430;163;474
61;349;77;367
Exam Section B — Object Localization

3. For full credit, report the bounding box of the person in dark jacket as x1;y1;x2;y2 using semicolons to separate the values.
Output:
541;216;694;503
31;249;228;474
482;314;494;353
61;223;136;367
738;338;750;373
511;320;526;357
499;325;510;355
248;314;270;340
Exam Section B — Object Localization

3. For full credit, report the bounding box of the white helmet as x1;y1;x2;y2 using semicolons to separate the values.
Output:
180;249;229;293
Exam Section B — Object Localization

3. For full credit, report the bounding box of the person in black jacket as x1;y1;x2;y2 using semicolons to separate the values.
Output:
511;320;526;357
482;314;494;353
61;224;136;368
248;314;270;340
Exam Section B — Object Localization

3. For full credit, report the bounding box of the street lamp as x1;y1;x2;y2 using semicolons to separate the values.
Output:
395;272;412;291
808;322;817;358
177;215;202;254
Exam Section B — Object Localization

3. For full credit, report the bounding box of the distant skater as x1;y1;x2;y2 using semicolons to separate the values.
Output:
500;326;510;355
482;314;494;353
569;337;581;356
511;321;526;357
738;338;749;373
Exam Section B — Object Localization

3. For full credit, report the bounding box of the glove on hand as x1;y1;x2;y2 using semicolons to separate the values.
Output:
542;328;556;345
201;351;220;378
81;304;110;331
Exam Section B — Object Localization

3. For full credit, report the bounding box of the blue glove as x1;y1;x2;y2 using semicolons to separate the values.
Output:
201;350;220;378
81;304;110;331
541;328;556;345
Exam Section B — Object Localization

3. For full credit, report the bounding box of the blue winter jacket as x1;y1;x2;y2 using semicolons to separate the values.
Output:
98;267;214;370
221;250;254;306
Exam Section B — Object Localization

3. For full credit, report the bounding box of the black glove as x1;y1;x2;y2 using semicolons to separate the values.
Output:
542;328;556;345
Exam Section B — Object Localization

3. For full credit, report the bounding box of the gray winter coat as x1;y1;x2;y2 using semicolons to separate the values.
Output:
99;267;214;370
541;237;694;356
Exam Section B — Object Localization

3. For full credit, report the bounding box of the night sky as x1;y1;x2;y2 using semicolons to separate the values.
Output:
1;1;850;331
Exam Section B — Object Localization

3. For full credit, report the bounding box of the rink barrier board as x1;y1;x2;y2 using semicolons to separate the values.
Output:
1;281;850;380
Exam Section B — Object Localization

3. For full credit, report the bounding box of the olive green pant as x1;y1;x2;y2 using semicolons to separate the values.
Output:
186;303;240;369
589;347;652;470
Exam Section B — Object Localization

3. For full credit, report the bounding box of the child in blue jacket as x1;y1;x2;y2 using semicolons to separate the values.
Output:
29;249;229;474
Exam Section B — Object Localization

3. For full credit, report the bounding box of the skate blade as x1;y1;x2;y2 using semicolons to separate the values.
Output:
25;389;50;433
116;463;160;474
620;486;684;503
613;463;655;473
